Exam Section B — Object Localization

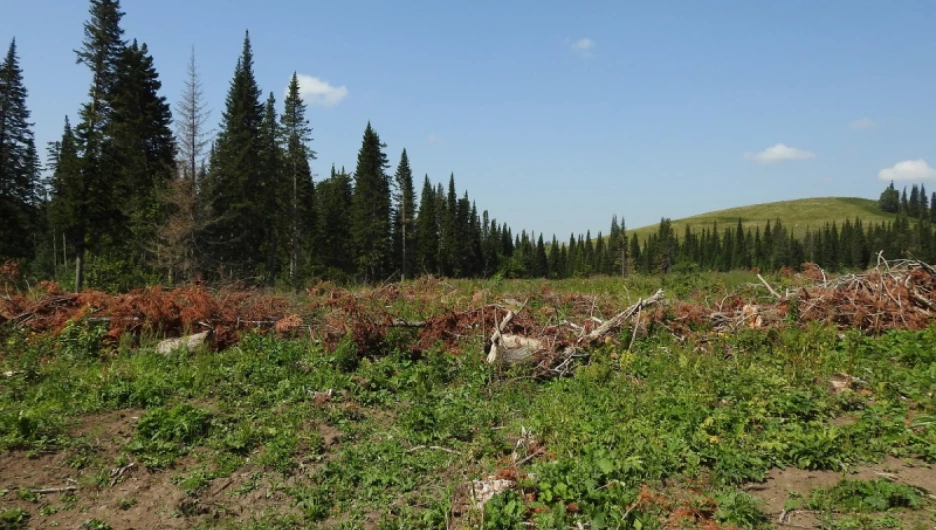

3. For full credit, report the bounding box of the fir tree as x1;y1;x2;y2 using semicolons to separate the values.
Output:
391;149;416;280
71;0;126;290
315;166;353;278
281;72;316;291
440;174;458;276
202;31;265;279
0;38;41;260
107;39;175;263
414;175;438;275
47;118;83;278
350;122;391;281
258;92;285;283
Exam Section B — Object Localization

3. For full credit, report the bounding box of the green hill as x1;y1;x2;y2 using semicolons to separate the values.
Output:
629;197;897;240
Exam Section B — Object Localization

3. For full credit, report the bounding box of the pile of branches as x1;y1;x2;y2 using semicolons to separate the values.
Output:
0;281;291;348
3;257;936;369
682;258;936;335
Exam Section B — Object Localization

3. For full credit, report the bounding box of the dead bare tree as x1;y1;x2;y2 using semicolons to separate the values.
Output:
175;47;211;186
157;47;212;283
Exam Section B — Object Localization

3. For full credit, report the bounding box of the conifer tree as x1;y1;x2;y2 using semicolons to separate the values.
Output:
47;118;83;276
258;92;285;283
414;175;438;275
107;39;175;264
0;39;41;260
70;0;126;290
159;46;210;282
281;72;316;291
440;174;458;276
202;31;264;279
391;149;416;280
315;166;353;278
547;235;561;278
350;122;391;281
175;47;210;184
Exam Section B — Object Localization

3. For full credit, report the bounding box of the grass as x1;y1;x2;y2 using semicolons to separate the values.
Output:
0;276;935;528
629;197;899;241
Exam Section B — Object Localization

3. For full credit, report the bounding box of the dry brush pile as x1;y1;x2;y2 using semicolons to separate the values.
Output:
2;258;936;370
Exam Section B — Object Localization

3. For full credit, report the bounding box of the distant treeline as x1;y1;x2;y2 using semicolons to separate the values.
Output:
609;215;933;277
2;1;935;290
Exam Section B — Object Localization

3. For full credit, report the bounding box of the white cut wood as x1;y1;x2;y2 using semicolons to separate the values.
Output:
156;330;211;354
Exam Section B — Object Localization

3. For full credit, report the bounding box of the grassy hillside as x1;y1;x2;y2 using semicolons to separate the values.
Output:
629;197;897;240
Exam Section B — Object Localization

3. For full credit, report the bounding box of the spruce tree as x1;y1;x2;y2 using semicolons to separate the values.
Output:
106;39;175;264
350;122;391;281
72;0;126;290
258;92;285;283
391;149;416;280
455;190;471;276
47;118;83;278
281;73;316;291
414;175;438;275
440;174;458;276
315;166;353;278
202;31;264;279
0;38;41;260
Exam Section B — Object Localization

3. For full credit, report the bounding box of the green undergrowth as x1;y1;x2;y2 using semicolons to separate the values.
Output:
1;308;935;528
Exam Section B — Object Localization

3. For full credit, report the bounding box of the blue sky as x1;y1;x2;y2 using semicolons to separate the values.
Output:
3;1;936;238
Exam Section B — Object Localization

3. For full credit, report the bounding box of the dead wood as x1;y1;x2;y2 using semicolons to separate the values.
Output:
486;289;666;373
29;486;77;494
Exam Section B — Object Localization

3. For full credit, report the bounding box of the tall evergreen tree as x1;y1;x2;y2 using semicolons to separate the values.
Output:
258;92;285;283
440;174;458;276
414;175;438;275
107;39;175;264
281;73;316;292
350;122;391;281
47;118;83;278
71;0;126;290
391;149;416;280
315;166;353;278
202;31;264;279
0;39;41;260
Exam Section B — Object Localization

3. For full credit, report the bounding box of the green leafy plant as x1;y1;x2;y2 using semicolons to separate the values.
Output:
0;508;29;530
807;479;923;513
128;403;212;468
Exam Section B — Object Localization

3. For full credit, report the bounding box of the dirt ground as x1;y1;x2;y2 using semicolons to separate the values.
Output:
0;410;309;530
745;456;936;529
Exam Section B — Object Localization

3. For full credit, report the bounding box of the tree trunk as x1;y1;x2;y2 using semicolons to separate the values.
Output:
291;160;299;293
74;245;85;293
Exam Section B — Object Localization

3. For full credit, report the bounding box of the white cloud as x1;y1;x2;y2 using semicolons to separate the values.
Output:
850;117;874;130
743;143;816;163
427;133;441;145
287;74;348;108
877;159;936;181
564;37;595;55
